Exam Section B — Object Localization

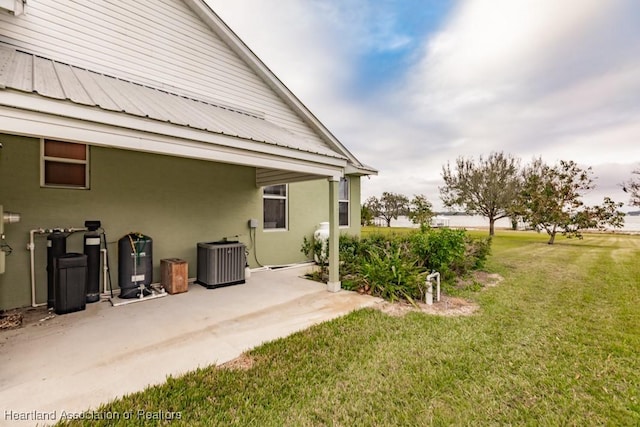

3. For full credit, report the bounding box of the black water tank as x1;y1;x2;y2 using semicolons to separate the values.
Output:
84;231;101;303
54;253;87;315
47;231;68;309
118;233;153;299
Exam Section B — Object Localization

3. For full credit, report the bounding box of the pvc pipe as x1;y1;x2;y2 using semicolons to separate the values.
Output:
3;211;21;224
66;228;88;233
101;248;108;295
425;271;441;306
28;229;46;308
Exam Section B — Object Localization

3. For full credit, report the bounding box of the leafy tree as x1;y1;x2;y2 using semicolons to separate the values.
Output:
623;168;640;207
440;151;521;236
517;159;625;244
407;194;434;229
365;192;409;227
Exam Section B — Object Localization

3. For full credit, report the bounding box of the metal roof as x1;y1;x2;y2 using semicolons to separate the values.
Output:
0;44;346;160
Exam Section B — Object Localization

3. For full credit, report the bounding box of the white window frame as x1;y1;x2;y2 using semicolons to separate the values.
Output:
339;177;350;228
263;184;288;231
40;138;90;189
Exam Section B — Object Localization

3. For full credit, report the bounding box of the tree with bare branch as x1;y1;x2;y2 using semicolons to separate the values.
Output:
518;159;625;244
365;192;409;227
622;168;640;207
440;152;521;236
408;194;435;229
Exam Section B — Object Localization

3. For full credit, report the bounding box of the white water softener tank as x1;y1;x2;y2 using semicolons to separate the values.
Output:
313;222;330;263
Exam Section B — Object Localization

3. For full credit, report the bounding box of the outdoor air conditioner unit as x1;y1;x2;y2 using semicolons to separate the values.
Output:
196;241;246;288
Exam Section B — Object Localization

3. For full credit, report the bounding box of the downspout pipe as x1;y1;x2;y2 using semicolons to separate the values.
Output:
28;229;46;308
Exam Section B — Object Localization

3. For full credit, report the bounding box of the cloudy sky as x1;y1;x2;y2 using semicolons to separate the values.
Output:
208;0;640;211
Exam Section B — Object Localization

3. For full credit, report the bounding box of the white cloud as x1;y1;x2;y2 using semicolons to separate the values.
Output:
376;0;640;207
208;0;640;210
311;0;414;53
207;0;354;111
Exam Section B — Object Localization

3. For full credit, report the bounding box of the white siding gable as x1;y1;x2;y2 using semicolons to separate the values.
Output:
0;0;332;150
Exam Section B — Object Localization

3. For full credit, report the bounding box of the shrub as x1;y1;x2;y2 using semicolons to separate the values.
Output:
459;235;492;271
338;234;362;277
302;228;492;304
301;236;328;281
410;228;467;278
360;247;424;303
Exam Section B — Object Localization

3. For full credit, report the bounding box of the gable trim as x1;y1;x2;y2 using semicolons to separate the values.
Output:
184;0;376;174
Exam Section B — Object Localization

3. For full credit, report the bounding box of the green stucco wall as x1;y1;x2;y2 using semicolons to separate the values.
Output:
0;134;361;309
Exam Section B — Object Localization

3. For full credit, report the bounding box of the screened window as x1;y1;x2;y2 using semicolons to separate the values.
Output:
263;184;287;230
339;177;349;227
41;139;89;189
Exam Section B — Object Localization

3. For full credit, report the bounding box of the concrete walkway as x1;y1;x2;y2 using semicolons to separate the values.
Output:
0;266;380;425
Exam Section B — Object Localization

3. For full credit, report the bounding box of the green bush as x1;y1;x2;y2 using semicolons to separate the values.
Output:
360;247;423;303
409;229;491;279
304;228;491;304
300;236;328;281
410;228;466;277
460;235;492;271
338;234;362;278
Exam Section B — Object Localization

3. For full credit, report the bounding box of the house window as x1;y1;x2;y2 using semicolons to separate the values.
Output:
41;139;89;189
339;177;349;227
263;184;287;230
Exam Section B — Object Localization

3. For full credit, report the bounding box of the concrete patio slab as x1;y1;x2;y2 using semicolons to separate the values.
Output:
0;266;381;426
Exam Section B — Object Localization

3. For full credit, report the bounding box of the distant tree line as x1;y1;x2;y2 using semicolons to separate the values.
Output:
362;192;434;229
364;152;635;245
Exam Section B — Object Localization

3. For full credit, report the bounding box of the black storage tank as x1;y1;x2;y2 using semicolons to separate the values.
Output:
84;231;101;303
54;253;87;315
47;231;68;309
118;233;153;299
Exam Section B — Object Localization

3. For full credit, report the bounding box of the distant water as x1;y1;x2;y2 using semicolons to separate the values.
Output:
386;215;640;232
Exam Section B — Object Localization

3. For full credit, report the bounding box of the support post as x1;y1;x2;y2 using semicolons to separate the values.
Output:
327;177;341;292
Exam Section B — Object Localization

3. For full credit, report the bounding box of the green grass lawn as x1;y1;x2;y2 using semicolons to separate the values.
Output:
61;231;640;426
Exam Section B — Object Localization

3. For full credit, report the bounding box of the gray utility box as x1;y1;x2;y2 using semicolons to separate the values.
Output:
196;241;246;289
54;253;87;315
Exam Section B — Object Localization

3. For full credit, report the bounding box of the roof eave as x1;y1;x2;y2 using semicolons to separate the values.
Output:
0;100;347;181
345;163;378;176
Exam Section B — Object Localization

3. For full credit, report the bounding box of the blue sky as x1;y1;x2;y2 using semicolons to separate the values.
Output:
209;0;640;211
345;0;456;94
